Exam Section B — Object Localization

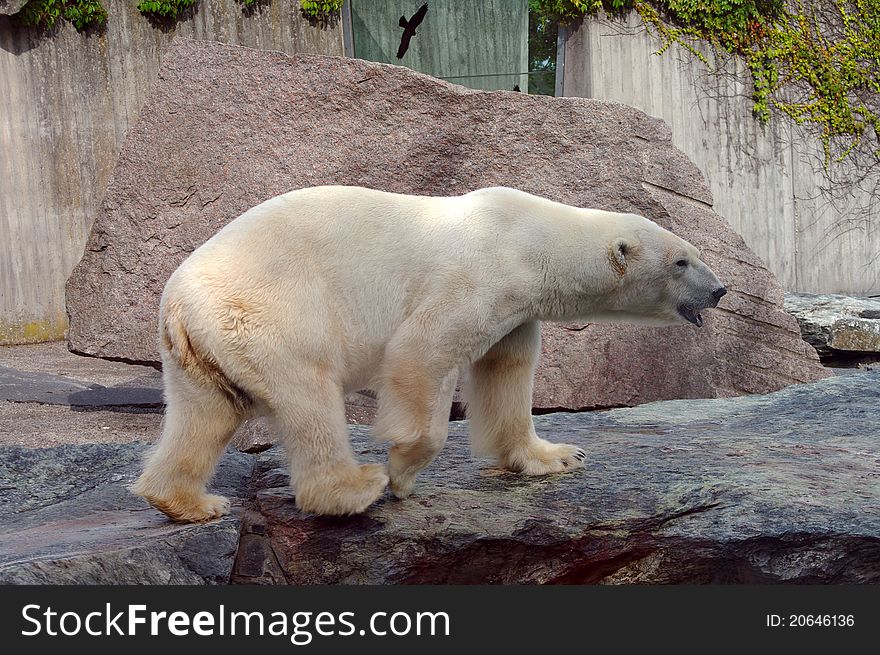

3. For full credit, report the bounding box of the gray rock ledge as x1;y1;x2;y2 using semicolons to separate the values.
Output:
2;372;877;584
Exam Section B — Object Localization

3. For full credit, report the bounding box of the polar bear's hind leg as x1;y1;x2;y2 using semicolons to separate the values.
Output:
270;369;389;515
132;362;243;522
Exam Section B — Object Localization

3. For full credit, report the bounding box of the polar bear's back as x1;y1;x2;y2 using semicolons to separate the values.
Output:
198;186;466;278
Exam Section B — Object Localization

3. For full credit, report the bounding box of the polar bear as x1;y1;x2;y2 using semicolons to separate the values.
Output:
132;186;726;521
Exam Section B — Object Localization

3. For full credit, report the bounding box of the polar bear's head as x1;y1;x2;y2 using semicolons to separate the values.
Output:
599;216;726;328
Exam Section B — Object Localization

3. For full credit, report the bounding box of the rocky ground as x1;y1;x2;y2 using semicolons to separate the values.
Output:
1;342;877;584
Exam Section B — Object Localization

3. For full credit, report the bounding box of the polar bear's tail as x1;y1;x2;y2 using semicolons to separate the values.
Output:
159;298;252;413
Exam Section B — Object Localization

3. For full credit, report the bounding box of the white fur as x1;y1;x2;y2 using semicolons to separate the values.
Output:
132;186;723;520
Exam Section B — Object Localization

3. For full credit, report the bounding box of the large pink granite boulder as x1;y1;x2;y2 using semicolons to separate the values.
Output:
66;39;828;410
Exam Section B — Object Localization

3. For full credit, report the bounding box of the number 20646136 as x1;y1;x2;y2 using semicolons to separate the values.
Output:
766;615;855;627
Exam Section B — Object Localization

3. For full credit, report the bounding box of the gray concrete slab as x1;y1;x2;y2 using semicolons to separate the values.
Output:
0;365;162;407
0;342;163;448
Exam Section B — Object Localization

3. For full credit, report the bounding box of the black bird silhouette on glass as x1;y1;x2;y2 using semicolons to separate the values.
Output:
397;3;428;59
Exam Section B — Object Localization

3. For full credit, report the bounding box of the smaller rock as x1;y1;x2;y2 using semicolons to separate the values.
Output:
231;417;275;453
784;293;880;361
0;1;31;16
344;391;379;425
236;372;880;585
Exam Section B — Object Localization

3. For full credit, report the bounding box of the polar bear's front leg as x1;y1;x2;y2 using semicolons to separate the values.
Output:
374;319;466;499
382;369;458;499
464;321;587;474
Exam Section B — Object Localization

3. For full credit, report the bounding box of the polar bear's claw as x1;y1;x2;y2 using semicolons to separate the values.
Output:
503;439;588;476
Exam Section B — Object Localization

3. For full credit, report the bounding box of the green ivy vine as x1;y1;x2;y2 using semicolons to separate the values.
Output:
299;0;342;24
14;0;107;31
533;0;880;164
136;0;197;21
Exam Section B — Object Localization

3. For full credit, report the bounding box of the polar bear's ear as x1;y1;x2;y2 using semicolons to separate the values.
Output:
609;237;630;277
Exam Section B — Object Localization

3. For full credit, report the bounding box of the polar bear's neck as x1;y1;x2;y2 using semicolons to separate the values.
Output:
463;187;633;323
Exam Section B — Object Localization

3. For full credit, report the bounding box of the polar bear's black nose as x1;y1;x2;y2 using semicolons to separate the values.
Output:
712;287;727;300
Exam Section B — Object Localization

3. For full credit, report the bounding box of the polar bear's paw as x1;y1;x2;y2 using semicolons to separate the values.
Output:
501;438;587;476
388;442;437;500
389;467;418;500
295;463;389;516
136;486;231;523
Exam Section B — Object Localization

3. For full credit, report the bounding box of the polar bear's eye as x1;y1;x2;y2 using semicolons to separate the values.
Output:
675;259;688;267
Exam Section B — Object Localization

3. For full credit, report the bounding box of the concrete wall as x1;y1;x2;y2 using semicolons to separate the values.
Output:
349;0;528;92
560;13;880;295
0;0;343;344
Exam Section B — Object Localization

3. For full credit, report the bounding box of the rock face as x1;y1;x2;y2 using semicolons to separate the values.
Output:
66;39;828;410
2;372;878;584
785;293;880;358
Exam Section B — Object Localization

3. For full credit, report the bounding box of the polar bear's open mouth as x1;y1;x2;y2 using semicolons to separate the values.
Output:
678;305;704;327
